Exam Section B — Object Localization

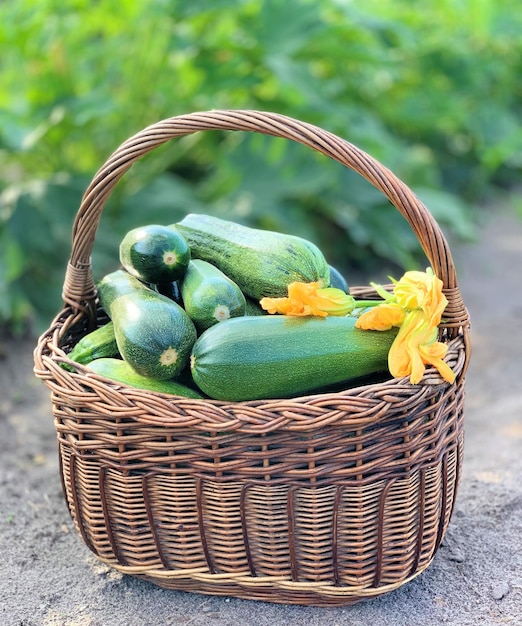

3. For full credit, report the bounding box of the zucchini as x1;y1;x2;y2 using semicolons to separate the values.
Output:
97;270;197;380
173;214;330;300
119;224;190;284
244;297;267;316
68;321;119;365
328;264;350;293
97;268;139;308
154;280;183;304
180;259;246;332
86;358;203;398
190;315;397;401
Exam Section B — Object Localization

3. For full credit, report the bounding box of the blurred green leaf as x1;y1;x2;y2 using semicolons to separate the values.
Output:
2;239;26;282
414;187;476;241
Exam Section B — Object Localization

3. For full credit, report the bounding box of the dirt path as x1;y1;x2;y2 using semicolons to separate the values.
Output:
1;203;521;625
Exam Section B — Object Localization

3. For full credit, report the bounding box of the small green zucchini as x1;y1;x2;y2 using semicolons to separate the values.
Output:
190;315;397;401
119;224;191;284
97;269;197;380
86;358;204;398
180;259;246;332
328;264;350;293
67;321;119;365
154;280;183;305
173;214;330;300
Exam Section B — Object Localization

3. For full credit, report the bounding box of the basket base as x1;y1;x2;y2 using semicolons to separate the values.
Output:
96;556;433;607
58;431;464;607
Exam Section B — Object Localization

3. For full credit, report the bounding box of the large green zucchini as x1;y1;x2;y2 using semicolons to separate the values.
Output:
190;315;397;401
173;213;330;300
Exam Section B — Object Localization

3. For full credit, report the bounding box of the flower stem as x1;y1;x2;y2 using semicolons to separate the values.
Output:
353;299;384;308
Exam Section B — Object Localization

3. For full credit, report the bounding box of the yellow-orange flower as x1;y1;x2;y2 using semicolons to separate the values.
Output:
388;309;456;384
355;303;406;331
260;282;355;317
394;268;448;327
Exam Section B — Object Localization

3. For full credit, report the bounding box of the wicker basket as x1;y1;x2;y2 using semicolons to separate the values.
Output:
34;110;471;607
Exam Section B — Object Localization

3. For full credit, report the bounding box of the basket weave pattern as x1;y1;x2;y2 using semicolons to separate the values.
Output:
34;111;470;606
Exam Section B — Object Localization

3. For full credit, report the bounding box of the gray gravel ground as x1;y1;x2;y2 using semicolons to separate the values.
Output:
1;201;521;626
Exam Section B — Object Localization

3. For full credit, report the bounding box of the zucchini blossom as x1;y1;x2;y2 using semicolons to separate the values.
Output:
355;268;456;385
260;281;356;317
387;309;456;384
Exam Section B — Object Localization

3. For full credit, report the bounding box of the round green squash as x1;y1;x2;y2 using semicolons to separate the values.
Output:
119;224;191;284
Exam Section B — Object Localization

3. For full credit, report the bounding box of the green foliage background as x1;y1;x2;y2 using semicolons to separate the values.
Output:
1;0;521;333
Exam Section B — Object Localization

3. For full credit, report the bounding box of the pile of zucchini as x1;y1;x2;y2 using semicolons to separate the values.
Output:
68;214;396;401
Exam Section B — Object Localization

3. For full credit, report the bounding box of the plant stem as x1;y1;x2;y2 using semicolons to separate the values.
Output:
353;300;384;308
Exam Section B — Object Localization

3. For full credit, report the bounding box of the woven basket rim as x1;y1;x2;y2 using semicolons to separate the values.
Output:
35;298;468;433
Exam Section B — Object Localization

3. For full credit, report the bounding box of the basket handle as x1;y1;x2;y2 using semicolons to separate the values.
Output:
63;109;469;338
